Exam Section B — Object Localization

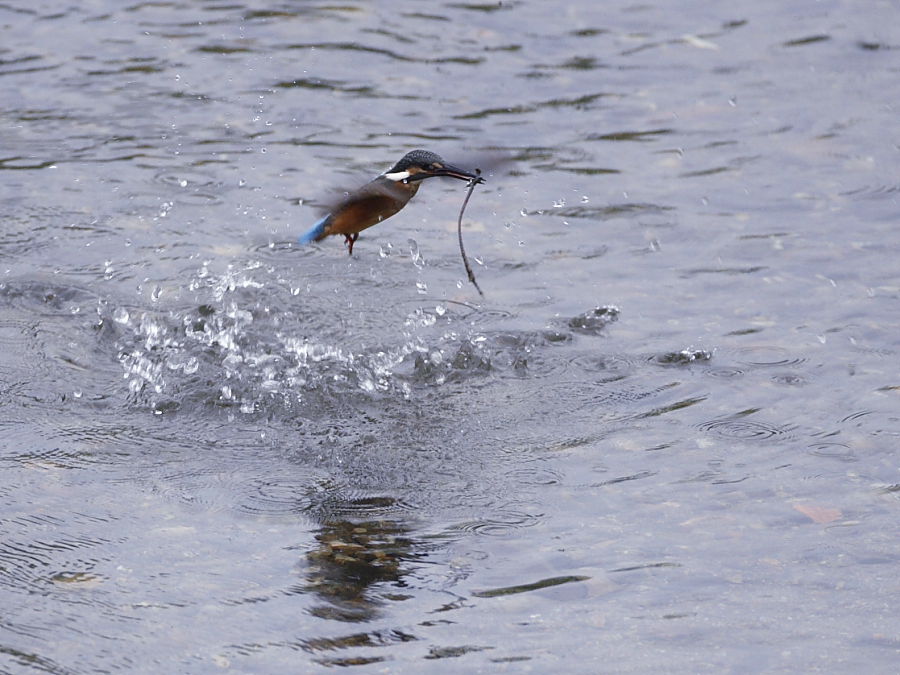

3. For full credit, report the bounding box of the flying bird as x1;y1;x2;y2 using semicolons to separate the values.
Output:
298;149;483;255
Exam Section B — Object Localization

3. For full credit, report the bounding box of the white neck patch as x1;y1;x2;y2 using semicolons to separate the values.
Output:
383;170;411;182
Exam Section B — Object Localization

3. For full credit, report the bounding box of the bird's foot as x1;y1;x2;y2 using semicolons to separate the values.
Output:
344;233;359;255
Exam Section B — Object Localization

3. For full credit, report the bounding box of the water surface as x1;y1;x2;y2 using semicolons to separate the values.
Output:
2;1;899;671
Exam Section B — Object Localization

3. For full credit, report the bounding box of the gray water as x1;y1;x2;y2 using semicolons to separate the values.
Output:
2;1;899;672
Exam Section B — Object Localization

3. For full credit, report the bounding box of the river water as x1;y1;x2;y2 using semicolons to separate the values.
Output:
2;1;899;672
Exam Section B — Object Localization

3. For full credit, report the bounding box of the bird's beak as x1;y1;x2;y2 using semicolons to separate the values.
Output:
411;163;485;184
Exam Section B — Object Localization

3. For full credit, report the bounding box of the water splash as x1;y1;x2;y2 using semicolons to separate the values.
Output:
114;261;626;416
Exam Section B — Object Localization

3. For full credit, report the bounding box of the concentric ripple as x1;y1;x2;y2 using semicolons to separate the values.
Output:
237;474;336;517
705;366;746;379
451;508;544;537
806;442;857;462
696;415;796;441
727;345;807;368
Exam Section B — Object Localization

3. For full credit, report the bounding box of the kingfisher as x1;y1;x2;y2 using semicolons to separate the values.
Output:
298;149;483;255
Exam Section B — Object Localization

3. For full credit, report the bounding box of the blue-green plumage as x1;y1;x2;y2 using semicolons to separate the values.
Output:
298;214;331;244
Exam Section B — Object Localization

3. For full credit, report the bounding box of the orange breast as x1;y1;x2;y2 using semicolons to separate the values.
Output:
325;179;420;237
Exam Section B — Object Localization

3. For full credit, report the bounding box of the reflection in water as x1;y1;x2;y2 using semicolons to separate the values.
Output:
302;518;418;624
292;517;425;667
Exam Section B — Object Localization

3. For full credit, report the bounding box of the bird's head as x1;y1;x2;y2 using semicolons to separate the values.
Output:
383;150;484;185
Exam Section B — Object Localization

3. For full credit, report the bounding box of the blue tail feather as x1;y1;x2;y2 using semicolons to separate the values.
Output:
298;214;331;244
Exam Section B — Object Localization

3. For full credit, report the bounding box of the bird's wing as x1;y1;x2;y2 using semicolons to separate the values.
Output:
443;151;514;179
322;178;409;214
323;181;411;236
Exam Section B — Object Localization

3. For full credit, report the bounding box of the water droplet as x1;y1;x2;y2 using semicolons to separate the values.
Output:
408;239;425;268
113;307;130;324
73;390;82;399
553;199;566;208
179;179;188;188
581;195;590;203
416;281;428;295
